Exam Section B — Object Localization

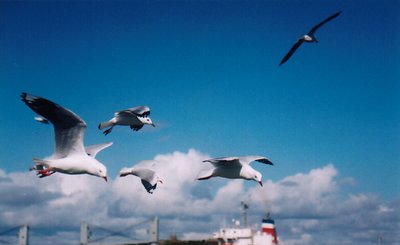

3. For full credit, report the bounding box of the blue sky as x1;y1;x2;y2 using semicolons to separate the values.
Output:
0;0;399;244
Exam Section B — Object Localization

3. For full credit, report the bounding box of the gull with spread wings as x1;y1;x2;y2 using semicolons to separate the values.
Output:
198;156;273;186
279;11;342;66
98;106;155;135
21;92;111;181
119;160;163;194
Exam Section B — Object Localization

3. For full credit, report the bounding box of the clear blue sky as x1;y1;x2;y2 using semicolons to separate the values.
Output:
0;1;399;243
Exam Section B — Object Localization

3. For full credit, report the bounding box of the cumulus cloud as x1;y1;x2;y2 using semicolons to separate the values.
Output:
0;150;399;245
248;164;339;219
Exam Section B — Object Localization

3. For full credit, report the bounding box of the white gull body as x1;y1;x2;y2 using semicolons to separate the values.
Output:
34;116;49;124
198;156;273;186
98;106;155;135
21;92;111;181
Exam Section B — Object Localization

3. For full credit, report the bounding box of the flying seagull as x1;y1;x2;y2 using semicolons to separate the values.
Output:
21;92;110;181
198;156;273;186
120;163;163;194
98;106;155;135
279;11;342;66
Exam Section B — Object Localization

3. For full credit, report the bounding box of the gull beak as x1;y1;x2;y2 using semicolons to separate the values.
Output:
103;176;108;182
258;181;263;187
151;123;156;127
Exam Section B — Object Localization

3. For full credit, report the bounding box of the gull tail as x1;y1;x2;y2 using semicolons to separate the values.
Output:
33;158;50;168
98;120;113;130
197;169;214;180
119;167;132;177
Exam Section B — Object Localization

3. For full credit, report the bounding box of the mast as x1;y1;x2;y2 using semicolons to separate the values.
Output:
241;201;249;227
377;235;382;245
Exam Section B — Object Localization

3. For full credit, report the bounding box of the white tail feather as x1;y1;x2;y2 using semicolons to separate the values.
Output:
119;167;132;177
33;158;50;168
98;120;113;130
197;169;214;180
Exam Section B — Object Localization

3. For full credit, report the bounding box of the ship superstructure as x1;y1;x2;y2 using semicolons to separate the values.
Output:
213;213;278;245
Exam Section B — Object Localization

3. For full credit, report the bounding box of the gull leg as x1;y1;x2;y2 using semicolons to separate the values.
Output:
103;126;114;135
37;168;55;178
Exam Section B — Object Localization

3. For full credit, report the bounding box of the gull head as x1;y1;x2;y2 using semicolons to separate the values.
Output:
241;166;263;186
139;116;155;127
88;160;108;182
253;171;263;186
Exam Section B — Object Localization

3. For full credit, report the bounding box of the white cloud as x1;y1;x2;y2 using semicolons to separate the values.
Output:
0;150;399;245
248;164;339;219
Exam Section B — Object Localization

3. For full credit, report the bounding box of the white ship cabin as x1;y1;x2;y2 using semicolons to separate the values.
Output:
213;215;278;245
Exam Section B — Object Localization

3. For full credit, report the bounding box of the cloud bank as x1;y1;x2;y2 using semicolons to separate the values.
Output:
0;149;398;245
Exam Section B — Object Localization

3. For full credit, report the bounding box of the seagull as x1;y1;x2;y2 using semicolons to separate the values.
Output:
279;11;342;66
21;92;110;181
198;156;273;186
119;163;163;194
98;106;155;135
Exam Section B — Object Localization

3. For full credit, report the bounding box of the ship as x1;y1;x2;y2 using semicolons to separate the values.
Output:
213;213;278;245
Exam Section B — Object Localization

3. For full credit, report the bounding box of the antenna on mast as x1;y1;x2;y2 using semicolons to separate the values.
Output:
377;235;382;245
241;201;249;227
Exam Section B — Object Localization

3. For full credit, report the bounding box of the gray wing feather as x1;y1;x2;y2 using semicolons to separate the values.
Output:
21;92;86;157
118;106;151;116
279;39;304;66
203;157;242;167
308;11;342;35
85;142;113;157
239;156;273;166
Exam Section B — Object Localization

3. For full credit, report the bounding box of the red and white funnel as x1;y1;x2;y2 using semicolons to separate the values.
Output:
261;213;278;244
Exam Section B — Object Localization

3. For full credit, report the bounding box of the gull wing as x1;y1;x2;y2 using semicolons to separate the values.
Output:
203;157;242;168
141;179;157;193
21;92;86;158
118;106;151;117
279;39;304;66
308;11;342;35
85;142;113;157
238;155;273;166
114;110;143;124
